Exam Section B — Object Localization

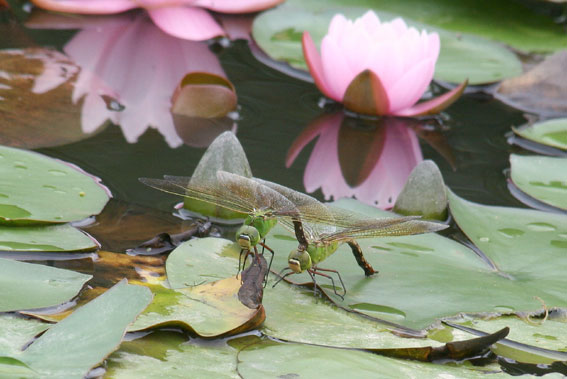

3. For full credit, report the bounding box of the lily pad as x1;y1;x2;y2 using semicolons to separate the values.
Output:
512;118;567;151
496;51;567;116
166;237;241;289
0;48;105;149
0;146;110;225
0;315;49;357
0;223;98;252
252;2;523;84
509;154;567;211
449;317;567;364
0;258;91;312
130;278;265;338
237;340;508;378
106;331;241;379
14;280;152;379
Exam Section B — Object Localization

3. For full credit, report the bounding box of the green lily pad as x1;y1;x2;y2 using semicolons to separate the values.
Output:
513;119;567;151
166;237;241;289
0;315;49;357
106;331;243;378
0;224;98;252
15;280;152;379
237;340;508;378
0;258;91;312
252;2;523;84
509;154;567;211
130;278;265;338
0;146;110;225
449;317;567;364
0;357;36;378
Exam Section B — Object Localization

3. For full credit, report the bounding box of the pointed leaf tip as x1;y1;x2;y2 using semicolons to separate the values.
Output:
343;70;391;116
396;79;468;117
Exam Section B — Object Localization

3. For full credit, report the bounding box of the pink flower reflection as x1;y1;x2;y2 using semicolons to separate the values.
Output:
286;112;423;209
31;0;285;41
31;12;232;147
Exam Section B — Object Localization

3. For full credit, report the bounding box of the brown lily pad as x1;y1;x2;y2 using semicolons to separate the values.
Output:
0;48;105;148
496;50;567;116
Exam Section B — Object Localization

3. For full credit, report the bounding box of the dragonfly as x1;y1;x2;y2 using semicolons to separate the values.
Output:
139;171;335;278
255;179;448;298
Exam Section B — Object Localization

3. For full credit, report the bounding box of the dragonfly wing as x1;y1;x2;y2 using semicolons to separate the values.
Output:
320;217;448;243
217;171;299;216
139;176;256;215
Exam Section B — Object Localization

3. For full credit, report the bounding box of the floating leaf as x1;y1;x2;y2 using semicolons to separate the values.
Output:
509;155;567;211
496;51;567;116
0;315;49;357
0;48;105;149
252;2;523;84
166;237;241;289
512;118;567;151
0;258;91;312
0;223;97;252
237;340;507;378
15;280;152;379
448;318;567;364
106;331;242;378
172;72;237;119
130;278;265;338
0;146;110;225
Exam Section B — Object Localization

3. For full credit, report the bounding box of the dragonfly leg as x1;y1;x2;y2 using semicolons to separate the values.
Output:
310;267;346;300
347;240;377;276
237;248;246;276
272;267;294;288
258;241;275;287
306;269;320;297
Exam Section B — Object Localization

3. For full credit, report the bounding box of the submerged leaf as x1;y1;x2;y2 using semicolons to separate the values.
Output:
0;146;110;225
0;258;91;312
509;154;567;211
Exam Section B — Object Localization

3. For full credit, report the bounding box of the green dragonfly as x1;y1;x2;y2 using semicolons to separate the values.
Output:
255;179;448;298
139;171;334;275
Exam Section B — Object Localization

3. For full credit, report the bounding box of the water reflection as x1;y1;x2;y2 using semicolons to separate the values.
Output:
22;11;235;148
287;112;424;209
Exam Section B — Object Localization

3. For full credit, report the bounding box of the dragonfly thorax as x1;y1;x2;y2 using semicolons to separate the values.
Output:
236;225;260;249
288;247;312;273
244;214;277;240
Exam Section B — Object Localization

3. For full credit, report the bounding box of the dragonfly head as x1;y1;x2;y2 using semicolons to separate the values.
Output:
288;247;311;274
236;225;260;249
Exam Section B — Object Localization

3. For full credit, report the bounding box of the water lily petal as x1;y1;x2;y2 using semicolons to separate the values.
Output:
320;35;357;101
30;0;135;14
388;58;436;114
193;0;285;13
302;32;337;101
148;6;225;41
395;80;468;117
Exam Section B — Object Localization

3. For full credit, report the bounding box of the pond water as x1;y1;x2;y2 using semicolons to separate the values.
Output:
2;3;565;378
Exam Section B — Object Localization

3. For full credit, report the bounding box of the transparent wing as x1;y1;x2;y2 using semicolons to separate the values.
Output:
140;172;300;218
139;175;257;215
319;217;448;244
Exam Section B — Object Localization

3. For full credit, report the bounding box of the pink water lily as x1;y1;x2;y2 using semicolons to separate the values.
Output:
302;11;467;116
31;0;285;40
287;112;423;209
